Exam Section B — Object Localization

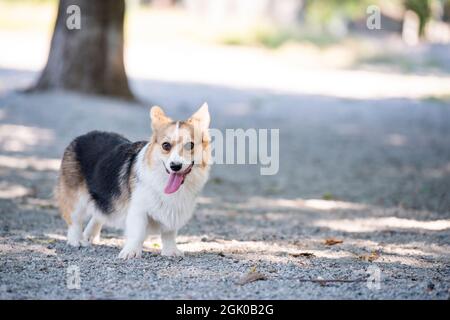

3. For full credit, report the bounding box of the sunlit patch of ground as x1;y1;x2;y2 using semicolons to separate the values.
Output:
0;182;30;198
0;124;54;152
0;155;60;171
314;217;450;232
231;196;367;211
0;239;56;256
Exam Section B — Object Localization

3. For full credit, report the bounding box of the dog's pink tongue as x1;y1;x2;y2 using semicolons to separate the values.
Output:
164;173;184;194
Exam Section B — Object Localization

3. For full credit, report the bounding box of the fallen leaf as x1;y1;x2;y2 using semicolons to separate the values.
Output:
236;272;267;285
358;250;380;262
324;238;343;246
289;252;315;258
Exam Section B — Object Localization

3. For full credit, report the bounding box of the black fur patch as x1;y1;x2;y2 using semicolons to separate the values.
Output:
71;131;147;214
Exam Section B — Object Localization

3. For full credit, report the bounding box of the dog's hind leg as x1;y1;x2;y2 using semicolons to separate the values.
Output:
66;195;88;247
57;141;89;247
83;216;103;244
56;179;89;247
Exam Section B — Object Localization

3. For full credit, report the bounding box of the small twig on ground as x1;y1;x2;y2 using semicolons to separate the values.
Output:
324;238;344;246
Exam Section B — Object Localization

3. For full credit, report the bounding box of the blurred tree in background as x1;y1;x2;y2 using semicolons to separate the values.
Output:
31;0;133;100
404;0;431;36
445;0;450;22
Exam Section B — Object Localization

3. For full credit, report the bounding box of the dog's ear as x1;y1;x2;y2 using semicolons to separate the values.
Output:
150;106;172;131
187;102;210;131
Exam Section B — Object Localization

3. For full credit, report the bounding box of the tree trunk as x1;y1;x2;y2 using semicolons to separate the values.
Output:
444;0;450;22
30;0;134;100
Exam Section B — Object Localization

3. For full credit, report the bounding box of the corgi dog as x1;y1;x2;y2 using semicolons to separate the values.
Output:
56;103;211;259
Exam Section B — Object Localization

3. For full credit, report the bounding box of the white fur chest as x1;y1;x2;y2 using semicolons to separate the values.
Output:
134;182;197;231
134;144;209;231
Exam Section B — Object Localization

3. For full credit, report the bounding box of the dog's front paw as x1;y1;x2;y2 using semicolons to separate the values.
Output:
82;234;99;246
67;228;83;247
67;234;85;247
161;247;184;257
80;239;90;247
118;245;142;259
67;238;82;247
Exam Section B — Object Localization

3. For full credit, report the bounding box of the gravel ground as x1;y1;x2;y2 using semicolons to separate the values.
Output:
0;71;449;299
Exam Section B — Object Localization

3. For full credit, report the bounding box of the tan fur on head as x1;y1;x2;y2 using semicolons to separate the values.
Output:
186;103;210;131
147;103;211;169
188;103;211;167
150;106;172;131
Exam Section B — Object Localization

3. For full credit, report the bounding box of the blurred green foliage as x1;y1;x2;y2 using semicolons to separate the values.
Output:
254;28;294;49
322;192;337;200
304;0;376;26
222;27;340;49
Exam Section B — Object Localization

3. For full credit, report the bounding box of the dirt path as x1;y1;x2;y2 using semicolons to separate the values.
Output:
0;73;449;299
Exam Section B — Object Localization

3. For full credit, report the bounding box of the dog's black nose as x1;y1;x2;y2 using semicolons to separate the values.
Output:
170;162;182;172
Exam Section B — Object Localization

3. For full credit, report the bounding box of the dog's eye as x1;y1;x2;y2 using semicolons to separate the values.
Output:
162;142;171;151
184;142;194;151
